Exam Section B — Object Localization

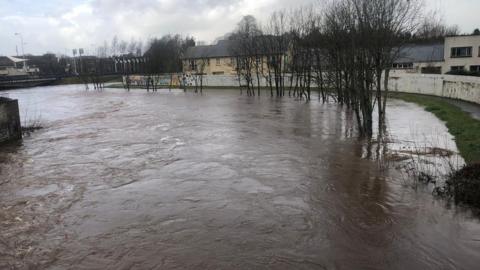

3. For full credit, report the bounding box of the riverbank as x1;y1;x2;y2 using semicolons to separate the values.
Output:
391;92;480;164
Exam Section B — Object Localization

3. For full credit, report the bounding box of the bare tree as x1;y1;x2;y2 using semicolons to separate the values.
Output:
415;11;460;40
194;58;208;94
230;15;262;96
111;35;119;56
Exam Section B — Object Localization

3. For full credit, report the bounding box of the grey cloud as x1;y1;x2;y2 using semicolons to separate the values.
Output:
0;0;478;56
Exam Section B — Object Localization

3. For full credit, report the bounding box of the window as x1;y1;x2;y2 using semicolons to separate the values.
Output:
421;66;442;74
451;66;465;72
451;47;472;58
392;63;413;69
216;58;221;66
189;60;197;70
471;65;480;72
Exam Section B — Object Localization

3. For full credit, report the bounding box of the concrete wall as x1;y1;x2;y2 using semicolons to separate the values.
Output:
190;73;480;105
0;98;22;143
183;74;282;88
128;73;480;105
388;74;480;104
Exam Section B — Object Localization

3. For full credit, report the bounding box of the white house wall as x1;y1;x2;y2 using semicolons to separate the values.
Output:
388;74;480;104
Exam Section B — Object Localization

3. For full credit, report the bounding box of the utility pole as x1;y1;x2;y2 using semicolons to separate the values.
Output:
79;48;84;74
14;33;26;71
73;49;78;75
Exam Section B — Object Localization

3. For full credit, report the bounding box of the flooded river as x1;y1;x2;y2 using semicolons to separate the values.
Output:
1;85;479;269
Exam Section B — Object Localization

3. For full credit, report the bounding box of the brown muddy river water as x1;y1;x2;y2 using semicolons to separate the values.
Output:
0;85;479;270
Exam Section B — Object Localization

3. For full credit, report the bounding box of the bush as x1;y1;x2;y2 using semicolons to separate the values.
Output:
446;164;480;208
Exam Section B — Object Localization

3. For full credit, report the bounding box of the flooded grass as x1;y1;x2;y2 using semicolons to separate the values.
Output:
391;92;480;164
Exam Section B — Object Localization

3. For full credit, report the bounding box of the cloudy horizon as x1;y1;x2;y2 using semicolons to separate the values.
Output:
0;0;478;56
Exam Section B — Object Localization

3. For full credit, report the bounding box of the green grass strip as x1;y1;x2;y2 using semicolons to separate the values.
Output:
391;93;480;164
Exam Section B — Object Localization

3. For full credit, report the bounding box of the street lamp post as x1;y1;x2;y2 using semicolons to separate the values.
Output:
14;33;26;71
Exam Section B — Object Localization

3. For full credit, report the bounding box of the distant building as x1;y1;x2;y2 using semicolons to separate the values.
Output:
182;40;238;76
182;39;289;76
392;43;444;74
444;35;480;74
183;35;480;77
65;56;145;75
0;56;39;77
392;35;480;75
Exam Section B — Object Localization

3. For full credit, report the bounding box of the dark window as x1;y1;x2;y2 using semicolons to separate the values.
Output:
471;65;480;72
421;66;442;74
451;66;465;72
451;47;472;58
190;60;197;70
392;63;413;69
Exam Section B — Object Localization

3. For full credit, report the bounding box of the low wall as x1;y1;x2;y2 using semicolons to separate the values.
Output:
125;74;271;88
125;73;480;105
0;97;22;143
388;74;480;104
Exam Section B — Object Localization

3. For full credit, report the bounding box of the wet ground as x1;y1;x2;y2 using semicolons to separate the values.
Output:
0;85;479;270
442;98;480;121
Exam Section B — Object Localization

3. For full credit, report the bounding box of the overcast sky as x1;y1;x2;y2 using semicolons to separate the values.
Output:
0;0;478;56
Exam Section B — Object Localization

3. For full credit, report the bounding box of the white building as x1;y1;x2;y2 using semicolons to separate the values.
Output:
392;35;480;75
444;35;480;73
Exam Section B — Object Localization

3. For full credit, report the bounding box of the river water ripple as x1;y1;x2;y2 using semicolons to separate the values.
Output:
0;85;479;270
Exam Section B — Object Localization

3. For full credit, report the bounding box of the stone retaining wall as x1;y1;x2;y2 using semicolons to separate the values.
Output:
0;97;22;143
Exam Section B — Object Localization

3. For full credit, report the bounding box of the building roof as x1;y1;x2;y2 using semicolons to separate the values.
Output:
394;43;444;64
182;37;288;60
0;56;29;67
7;56;28;63
183;40;235;60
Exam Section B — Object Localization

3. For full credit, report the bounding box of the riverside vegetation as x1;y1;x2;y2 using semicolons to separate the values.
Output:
392;92;480;208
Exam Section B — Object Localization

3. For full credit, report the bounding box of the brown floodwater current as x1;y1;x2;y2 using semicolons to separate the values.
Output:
0;85;479;269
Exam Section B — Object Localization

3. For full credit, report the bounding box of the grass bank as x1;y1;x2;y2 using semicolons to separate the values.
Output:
53;75;122;86
391;92;480;164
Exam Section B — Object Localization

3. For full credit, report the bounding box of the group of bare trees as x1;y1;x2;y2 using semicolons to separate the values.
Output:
143;35;195;92
96;36;144;58
323;0;422;136
230;0;425;136
415;12;460;41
